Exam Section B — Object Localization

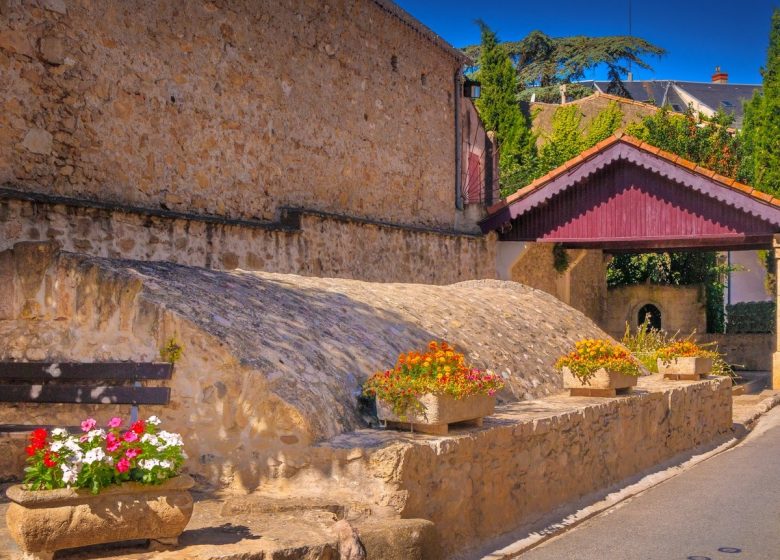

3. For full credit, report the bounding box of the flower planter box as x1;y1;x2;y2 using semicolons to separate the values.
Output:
377;393;495;435
562;366;638;397
657;356;713;380
5;475;194;560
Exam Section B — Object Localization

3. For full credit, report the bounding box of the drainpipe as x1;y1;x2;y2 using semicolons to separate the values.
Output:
454;68;464;210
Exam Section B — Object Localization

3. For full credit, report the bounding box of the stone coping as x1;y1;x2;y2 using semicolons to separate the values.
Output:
322;375;730;450
6;474;194;506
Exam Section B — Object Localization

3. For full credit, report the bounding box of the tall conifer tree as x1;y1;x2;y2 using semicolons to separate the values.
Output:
474;21;536;195
742;8;780;195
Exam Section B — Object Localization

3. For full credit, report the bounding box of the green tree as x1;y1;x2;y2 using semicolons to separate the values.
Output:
464;31;665;91
626;107;740;178
740;8;780;195
473;21;537;194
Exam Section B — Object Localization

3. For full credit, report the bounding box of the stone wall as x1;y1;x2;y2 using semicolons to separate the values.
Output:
0;193;497;284
281;375;733;556
0;0;479;230
0;243;606;489
698;333;774;371
509;242;607;325
603;284;707;339
531;93;658;146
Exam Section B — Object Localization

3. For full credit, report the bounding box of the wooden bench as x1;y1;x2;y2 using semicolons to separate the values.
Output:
0;362;173;433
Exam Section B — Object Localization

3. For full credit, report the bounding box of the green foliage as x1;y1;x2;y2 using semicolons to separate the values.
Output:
757;249;776;296
725;301;776;333
626;106;741;178
621;319;735;377
463;32;665;89
621;320;674;372
517;84;594;103
528;101;623;188
739;9;780;195
537;105;585;171
605;67;632;99
160;338;184;364
586;101;624;145
607;252;732;333
552;243;570;273
474;21;537;195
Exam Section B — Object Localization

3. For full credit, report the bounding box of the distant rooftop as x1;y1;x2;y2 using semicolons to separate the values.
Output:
579;77;760;128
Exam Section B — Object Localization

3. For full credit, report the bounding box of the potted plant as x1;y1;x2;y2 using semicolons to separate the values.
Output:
656;341;714;380
5;416;193;560
555;338;642;397
363;341;504;435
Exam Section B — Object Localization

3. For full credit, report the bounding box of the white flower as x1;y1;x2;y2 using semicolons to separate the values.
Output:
50;441;65;453
83;448;105;465
139;459;161;471
51;428;68;438
64;438;82;453
86;429;105;442
141;433;160;446
160;460;173;470
61;464;79;485
157;431;183;449
147;415;162;426
66;450;84;464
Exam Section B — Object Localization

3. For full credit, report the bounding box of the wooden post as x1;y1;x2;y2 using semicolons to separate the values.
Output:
773;235;780;390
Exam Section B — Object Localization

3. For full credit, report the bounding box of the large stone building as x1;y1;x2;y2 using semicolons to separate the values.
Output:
1;0;498;284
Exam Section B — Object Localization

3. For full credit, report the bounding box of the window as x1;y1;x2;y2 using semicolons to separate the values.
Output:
637;304;662;330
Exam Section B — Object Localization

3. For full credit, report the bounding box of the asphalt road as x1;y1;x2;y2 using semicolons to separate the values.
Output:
519;407;780;560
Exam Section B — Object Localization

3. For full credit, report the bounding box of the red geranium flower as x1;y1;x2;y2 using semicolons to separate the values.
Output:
131;420;145;435
25;445;37;456
43;451;58;468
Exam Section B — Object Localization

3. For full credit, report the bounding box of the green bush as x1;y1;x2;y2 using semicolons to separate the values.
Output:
725;302;775;333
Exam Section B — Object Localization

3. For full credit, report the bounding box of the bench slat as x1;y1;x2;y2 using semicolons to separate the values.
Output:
0;363;173;381
0;385;171;405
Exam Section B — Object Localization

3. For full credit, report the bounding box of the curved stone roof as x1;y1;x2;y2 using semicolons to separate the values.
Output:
91;257;608;439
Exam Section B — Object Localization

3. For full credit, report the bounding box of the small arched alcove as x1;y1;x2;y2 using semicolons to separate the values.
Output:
637;303;662;330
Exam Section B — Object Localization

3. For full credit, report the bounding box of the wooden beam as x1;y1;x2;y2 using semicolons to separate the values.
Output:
0;385;171;405
0;363;173;382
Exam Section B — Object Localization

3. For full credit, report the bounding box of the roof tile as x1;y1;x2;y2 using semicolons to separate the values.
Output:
656;149;679;163
711;173;735;187
694;166;716;178
639;142;660;155
752;190;773;202
677;158;697;171
731;181;753;194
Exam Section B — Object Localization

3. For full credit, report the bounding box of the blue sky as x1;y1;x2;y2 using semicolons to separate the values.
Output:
394;1;778;84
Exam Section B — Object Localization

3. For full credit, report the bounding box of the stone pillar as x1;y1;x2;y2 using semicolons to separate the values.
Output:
773;235;780;390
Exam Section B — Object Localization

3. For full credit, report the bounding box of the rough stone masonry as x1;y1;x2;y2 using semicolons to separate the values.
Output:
0;0;497;284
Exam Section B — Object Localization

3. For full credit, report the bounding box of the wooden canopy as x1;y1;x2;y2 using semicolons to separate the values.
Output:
480;134;780;252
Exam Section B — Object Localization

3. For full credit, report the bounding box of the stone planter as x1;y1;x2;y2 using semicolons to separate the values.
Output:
562;366;638;397
377;393;495;435
5;475;194;560
657;356;713;380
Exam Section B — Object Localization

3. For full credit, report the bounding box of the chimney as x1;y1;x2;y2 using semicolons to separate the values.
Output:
712;66;728;84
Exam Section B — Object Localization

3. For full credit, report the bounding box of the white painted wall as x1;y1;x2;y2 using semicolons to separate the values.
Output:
727;250;772;304
496;241;526;280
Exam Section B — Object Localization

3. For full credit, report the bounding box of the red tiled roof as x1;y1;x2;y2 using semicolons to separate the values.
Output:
486;133;777;216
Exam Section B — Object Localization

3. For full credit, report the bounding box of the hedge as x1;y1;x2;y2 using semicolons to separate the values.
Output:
725;301;775;333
